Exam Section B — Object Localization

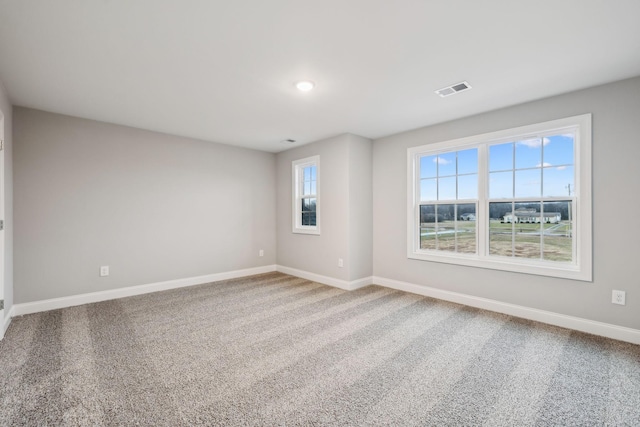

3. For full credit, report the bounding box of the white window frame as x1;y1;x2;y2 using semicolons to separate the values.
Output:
292;155;320;235
407;114;592;281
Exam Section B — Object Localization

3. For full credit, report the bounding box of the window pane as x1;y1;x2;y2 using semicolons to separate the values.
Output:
421;224;437;250
543;166;574;197
420;155;437;179
302;198;316;213
515;169;541;198
304;167;312;181
458;174;477;199
438;176;456;200
515;138;542;169
542;201;572;262
436;204;456;251
303;182;311;195
513;202;541;259
301;197;317;226
437;204;455;221
310;181;317;195
489;142;513;171
457;149;478;174
489;202;513;256
513;202;540;221
310;166;317;180
420;178;437;201
489;171;513;198
302;212;316;226
420;205;436;250
457;203;476;254
420;204;436;224
544;134;574;167
437;152;456;176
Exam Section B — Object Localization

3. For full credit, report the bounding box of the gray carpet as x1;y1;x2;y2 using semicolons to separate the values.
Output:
1;272;639;426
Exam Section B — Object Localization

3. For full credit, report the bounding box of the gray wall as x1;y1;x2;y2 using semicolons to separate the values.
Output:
373;76;640;330
347;134;373;281
0;77;13;321
276;134;373;282
10;76;640;332
14;108;276;303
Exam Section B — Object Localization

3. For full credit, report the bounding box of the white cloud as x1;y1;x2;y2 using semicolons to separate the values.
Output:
433;157;451;165
556;165;567;170
517;137;550;148
536;162;553;168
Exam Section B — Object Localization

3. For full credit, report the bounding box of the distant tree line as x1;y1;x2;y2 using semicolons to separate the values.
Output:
420;201;571;223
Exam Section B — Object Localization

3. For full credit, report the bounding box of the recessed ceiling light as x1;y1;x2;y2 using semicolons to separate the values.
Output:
296;81;315;92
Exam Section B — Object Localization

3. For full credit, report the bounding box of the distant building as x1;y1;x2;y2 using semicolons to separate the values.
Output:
460;213;476;221
503;208;561;224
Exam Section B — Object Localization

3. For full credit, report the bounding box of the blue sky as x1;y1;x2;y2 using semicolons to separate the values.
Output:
303;165;317;195
420;134;574;200
490;134;574;198
420;148;478;200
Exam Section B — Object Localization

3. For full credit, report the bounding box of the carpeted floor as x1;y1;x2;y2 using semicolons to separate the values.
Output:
1;272;639;426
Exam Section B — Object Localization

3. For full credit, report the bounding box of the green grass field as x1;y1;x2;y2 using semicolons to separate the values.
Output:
421;220;572;261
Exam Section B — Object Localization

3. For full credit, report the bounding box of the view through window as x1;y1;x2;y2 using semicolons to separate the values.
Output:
408;115;592;281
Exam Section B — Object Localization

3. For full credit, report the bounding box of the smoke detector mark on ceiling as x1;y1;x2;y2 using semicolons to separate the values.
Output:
435;81;472;97
281;139;296;144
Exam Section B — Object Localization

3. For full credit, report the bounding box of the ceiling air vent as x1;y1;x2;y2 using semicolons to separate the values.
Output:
435;81;471;97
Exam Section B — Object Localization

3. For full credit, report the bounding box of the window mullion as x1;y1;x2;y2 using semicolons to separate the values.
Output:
540;199;544;259
478;144;488;258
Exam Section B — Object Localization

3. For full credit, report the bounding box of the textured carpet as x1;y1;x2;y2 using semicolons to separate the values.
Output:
1;272;639;426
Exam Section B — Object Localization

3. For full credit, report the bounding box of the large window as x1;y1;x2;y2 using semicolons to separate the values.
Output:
408;115;592;281
292;155;320;235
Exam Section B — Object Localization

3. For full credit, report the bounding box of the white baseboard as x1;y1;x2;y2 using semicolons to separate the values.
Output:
276;265;372;291
373;275;640;345
1;306;13;340
7;264;638;345
12;265;277;317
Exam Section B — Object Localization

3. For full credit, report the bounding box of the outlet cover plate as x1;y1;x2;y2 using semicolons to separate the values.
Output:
612;290;626;305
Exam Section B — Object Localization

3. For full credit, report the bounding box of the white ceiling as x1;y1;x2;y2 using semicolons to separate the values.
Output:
1;1;639;153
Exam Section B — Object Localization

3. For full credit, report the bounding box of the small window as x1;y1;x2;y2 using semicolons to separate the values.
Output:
292;156;320;235
408;114;592;281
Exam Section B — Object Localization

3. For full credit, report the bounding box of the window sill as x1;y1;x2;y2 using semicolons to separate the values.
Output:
408;250;591;282
293;227;320;235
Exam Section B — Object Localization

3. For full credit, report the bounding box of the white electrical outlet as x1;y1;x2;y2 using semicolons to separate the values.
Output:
612;290;626;305
100;266;109;277
259;249;264;257
338;258;344;268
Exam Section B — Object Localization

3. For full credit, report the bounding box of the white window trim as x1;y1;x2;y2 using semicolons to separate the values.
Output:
292;155;320;235
407;114;592;281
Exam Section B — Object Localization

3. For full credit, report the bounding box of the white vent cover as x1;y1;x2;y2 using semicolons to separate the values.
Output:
435;81;471;97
